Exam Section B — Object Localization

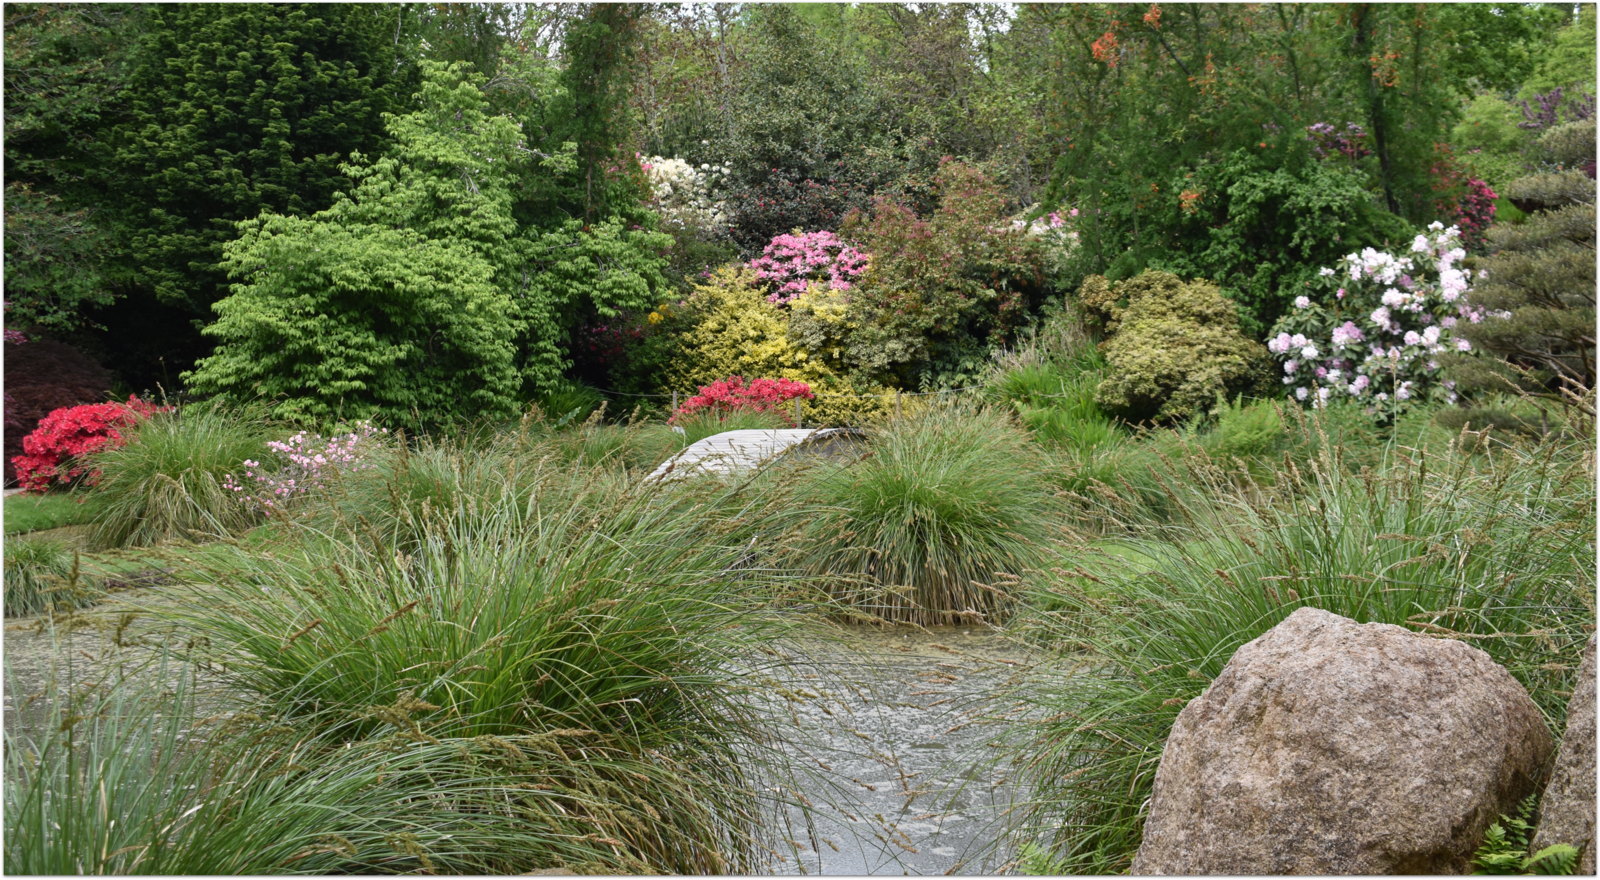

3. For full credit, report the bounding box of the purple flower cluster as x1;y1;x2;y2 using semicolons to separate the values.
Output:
747;230;868;305
224;421;386;511
1268;224;1491;417
1518;86;1596;131
1306;122;1371;160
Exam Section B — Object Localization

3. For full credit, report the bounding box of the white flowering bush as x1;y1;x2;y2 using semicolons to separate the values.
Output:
1267;223;1491;419
223;421;387;512
640;155;730;234
1009;206;1082;279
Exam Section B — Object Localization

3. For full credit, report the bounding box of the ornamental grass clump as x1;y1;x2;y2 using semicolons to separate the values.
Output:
163;469;792;871
85;401;280;550
5;665;733;874
1006;435;1595;873
3;538;93;616
783;403;1059;625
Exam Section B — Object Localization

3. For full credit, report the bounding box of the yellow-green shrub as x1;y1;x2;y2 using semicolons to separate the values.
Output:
664;266;893;426
1089;271;1272;424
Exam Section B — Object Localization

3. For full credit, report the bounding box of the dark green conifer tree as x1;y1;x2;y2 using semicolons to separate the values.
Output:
99;4;416;378
1448;119;1596;425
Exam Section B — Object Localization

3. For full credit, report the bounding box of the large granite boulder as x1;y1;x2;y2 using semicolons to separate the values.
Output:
1132;607;1554;875
1532;633;1596;874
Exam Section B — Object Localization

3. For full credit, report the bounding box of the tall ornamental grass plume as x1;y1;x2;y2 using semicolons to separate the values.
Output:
782;403;1060;625
3;538;94;616
84;401;280;550
298;420;594;545
1005;436;1595;873
159;471;796;872
5;664;740;875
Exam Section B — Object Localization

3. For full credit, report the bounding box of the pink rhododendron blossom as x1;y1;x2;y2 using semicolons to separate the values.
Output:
224;422;386;512
1266;224;1481;420
748;231;868;305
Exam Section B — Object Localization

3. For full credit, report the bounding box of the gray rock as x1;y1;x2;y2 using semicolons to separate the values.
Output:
1132;607;1554;875
1532;633;1595;874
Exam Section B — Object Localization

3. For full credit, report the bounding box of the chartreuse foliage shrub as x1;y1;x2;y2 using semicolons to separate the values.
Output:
1008;437;1595;874
783;403;1057;625
84;402;280;550
184;62;525;430
1083;271;1272;425
662;265;891;426
164;465;788;872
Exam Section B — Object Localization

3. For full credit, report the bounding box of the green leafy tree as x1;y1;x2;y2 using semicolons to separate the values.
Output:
553;3;649;221
1516;5;1597;100
184;63;525;429
716;5;898;253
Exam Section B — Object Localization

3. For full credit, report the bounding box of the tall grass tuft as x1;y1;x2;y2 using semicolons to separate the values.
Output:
783;403;1059;625
5;663;752;874
85;402;279;550
161;465;794;871
1007;437;1596;873
3;538;94;616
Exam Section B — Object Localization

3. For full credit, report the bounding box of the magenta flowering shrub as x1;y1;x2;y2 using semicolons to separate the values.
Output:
1267;223;1488;419
670;376;814;426
747;230;868;305
223;421;387;511
1450;177;1498;251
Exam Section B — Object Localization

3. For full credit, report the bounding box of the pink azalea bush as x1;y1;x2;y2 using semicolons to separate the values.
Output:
747;230;868;305
670;376;814;426
223;421;386;511
1267;223;1488;419
12;396;167;492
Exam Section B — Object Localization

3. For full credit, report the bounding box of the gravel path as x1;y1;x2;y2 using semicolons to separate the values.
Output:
4;604;1042;876
761;626;1040;875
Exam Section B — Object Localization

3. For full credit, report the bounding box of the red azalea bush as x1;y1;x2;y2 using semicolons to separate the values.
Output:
3;338;117;484
670;376;814;426
11;396;167;492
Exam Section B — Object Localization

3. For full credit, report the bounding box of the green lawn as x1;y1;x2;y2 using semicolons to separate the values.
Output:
5;492;111;536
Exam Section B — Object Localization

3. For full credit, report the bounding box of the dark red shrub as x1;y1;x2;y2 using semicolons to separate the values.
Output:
12;396;166;492
3;338;114;485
